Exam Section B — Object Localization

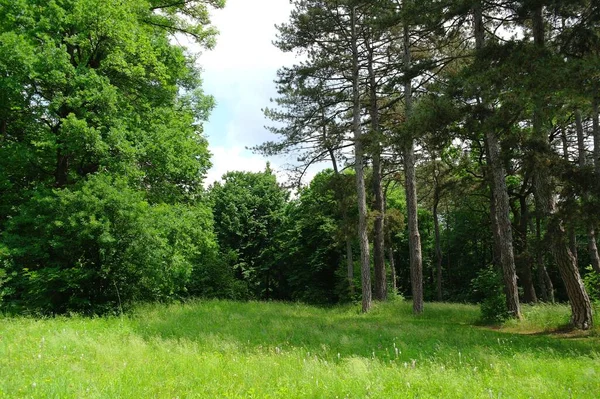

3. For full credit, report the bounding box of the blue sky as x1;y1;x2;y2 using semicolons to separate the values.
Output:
196;0;298;185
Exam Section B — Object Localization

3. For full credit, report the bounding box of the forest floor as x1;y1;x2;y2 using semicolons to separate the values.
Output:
1;300;599;398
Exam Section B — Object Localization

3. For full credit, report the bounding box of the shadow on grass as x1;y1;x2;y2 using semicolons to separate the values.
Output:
130;300;600;364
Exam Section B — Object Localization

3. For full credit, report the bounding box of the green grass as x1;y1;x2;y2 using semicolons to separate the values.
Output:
1;300;599;398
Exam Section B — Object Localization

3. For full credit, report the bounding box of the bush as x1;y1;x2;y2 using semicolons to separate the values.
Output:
471;266;509;323
583;265;600;303
0;175;221;314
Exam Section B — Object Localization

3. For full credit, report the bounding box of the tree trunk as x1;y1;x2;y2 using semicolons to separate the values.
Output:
433;187;443;301
475;2;521;318
514;195;537;303
346;238;355;295
383;187;397;295
485;133;522;317
575;109;600;273
586;103;600;274
403;22;423;315
535;214;555;303
532;6;592;328
561;129;578;263
386;229;397;295
575;110;586;167
351;7;372;313
55;148;69;188
593;98;600;177
328;147;355;296
367;38;387;301
549;219;593;329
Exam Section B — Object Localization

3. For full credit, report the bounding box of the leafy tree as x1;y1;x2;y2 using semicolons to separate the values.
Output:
210;167;289;300
0;0;223;313
279;170;358;304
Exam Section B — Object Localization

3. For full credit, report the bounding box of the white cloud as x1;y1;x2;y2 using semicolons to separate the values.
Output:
195;0;306;187
205;145;275;186
202;0;296;70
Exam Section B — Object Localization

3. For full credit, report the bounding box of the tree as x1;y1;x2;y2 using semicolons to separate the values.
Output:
527;1;593;329
278;169;359;303
210;167;289;300
272;0;375;311
472;0;521;319
256;52;356;295
0;0;223;313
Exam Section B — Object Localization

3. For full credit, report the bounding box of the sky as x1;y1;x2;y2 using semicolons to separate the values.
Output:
196;0;299;186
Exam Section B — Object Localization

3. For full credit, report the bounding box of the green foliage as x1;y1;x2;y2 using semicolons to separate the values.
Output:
280;170;355;304
583;266;600;303
1;175;220;314
471;266;510;324
0;0;223;314
210;168;289;300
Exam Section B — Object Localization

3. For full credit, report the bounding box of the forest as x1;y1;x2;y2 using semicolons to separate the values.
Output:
2;1;600;397
1;0;600;333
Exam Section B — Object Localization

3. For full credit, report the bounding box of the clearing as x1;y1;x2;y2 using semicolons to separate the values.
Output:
1;300;598;398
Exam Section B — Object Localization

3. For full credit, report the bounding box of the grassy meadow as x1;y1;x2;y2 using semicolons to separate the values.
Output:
1;300;599;398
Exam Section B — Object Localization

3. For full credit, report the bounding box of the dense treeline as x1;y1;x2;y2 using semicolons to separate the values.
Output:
1;0;599;330
259;0;600;329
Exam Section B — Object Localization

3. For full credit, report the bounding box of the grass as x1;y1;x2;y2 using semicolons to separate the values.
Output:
1;300;599;398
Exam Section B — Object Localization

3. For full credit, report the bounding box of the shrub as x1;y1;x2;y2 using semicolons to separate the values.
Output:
471;266;509;323
0;175;220;314
583;265;600;303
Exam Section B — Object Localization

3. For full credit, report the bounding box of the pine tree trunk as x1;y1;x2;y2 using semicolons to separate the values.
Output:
489;192;502;269
403;22;423;315
514;196;537;303
372;155;386;301
576;109;600;273
561;129;579;263
384;188;397;295
589;102;600;273
550;219;593;329
328;147;355;296
351;7;372;313
593;98;600;177
474;2;521;318
485;132;522;318
532;5;591;328
367;39;387;301
346;238;355;295
433;190;443;301
576;110;586;167
404;142;423;314
386;229;397;295
535;214;555;303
